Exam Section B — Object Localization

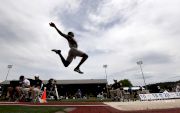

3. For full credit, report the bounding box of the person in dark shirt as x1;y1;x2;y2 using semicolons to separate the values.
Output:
110;80;123;101
75;89;82;98
46;78;57;100
31;76;43;101
112;80;121;89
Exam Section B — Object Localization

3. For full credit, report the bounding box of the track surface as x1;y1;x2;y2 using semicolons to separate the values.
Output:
0;102;180;113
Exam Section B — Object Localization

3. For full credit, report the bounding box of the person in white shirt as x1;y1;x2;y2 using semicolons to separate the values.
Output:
15;75;31;100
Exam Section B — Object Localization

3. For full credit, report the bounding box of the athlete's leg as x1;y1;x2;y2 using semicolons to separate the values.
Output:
74;53;88;74
52;49;70;67
58;52;70;67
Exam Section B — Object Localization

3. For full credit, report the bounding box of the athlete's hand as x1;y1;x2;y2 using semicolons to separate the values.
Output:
49;22;56;27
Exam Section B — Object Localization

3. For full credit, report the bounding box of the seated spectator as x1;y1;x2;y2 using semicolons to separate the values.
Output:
6;86;14;100
6;80;21;101
31;76;43;102
15;75;31;101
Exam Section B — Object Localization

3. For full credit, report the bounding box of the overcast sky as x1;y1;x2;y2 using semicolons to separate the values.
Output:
0;0;180;86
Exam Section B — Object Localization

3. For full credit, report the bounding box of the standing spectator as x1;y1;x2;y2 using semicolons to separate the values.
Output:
75;89;82;98
46;78;57;100
110;80;123;101
176;83;180;92
157;86;161;93
0;86;2;97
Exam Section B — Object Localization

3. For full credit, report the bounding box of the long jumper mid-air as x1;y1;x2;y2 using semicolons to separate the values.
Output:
49;22;88;74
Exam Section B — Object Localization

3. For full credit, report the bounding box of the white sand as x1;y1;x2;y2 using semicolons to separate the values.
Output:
104;99;180;111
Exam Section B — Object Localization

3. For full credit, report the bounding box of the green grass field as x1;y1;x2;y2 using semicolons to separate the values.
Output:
0;106;66;113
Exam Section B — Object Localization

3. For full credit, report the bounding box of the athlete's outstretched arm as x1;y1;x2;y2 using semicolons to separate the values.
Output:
49;22;68;39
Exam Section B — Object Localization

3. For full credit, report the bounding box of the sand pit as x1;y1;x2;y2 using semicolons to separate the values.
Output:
104;99;180;111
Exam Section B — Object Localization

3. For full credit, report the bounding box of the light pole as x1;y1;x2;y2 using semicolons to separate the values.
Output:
103;64;108;82
5;65;13;81
136;61;147;90
103;64;109;98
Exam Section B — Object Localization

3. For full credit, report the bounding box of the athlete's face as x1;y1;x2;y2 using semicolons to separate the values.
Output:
68;32;74;37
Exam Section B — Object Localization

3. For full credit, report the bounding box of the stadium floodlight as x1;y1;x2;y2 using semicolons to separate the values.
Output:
103;64;109;98
103;64;108;82
136;61;147;90
5;65;13;81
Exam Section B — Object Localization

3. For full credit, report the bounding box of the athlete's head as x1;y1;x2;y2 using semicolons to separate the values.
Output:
68;32;74;37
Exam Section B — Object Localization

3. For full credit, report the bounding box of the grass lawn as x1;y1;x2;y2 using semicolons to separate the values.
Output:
0;106;66;113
